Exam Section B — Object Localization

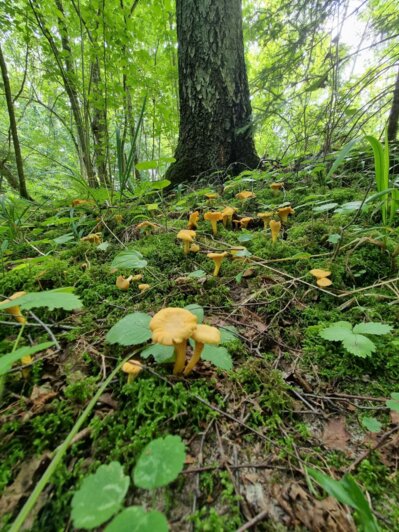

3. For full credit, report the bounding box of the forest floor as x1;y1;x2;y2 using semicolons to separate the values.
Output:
0;167;399;531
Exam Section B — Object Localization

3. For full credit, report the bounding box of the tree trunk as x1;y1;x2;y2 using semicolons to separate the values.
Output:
90;59;109;185
387;67;399;142
0;159;20;192
0;44;31;200
166;0;259;185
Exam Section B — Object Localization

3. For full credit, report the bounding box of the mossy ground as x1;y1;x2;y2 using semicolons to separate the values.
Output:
1;169;398;531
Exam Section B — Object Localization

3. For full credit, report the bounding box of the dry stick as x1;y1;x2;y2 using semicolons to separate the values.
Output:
236;509;270;532
29;311;61;351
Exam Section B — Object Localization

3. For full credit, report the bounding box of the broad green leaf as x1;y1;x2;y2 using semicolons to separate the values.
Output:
220;325;239;344
97;242;110;251
361;417;382;433
352;322;392;336
71;462;130;530
312;202;338;213
235;248;252;257
319;322;353;342
342;334;376;358
53;233;74;244
201;345;233;370
237;233;253;243
135;158;175;171
141;344;174;363
106;313;152;346
328;233;341;244
187;270;206;279
334;201;363;214
307;468;356;507
184;304;204;323
105;507;168;532
150;179;171;190
0;342;55;376
386;393;399;413
0;288;83;311
133;435;186;489
111;248;147;270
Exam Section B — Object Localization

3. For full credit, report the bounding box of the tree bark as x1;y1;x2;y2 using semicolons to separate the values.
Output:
90;59;109;185
0;159;20;192
0;43;31;199
166;0;259;184
387;67;399;142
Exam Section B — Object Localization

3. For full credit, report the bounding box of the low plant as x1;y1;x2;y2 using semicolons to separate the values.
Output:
70;435;186;531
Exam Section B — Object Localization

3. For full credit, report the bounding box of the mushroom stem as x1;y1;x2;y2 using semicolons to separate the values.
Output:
210;220;217;236
213;260;222;276
184;342;204;375
183;240;190;255
173;340;187;374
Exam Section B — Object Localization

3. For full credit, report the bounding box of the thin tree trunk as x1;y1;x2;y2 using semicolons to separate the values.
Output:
0;159;20;192
0;43;31;200
166;0;259;184
90;59;109;185
387;67;399;142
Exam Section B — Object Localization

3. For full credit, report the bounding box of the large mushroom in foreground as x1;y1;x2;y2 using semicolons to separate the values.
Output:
150;308;198;374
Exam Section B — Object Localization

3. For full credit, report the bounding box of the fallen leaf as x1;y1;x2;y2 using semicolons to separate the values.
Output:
321;417;350;451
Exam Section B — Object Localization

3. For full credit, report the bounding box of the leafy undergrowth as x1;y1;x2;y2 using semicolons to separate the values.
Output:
1;169;399;531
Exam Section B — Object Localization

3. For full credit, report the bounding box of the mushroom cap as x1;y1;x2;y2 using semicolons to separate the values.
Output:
278;206;295;215
309;269;331;279
240;216;253;224
191;324;221;345
317;277;333;287
207;252;228;260
177;229;196;242
205;192;219;199
122;360;143;375
116;275;131;290
150;307;198;345
204;211;223;222
136;221;158;230
222;206;236;216
269;220;282;230
257;211;274;219
235;191;256;200
138;283;150;291
189;211;200;222
270;182;284;190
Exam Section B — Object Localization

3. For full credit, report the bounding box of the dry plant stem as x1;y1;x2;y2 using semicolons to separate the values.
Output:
29;311;61;351
237;509;270;532
173;340;187;374
9;352;135;532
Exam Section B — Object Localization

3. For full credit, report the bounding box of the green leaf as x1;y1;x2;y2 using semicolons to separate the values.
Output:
150;179;171;190
184;304;204;323
0;288;83;311
334;201;363;214
97;242;111;251
53;233;75;244
111;248;147;270
342;334;376;358
352;322;393;336
133;435;186;489
106;313;152;346
237;233;253;243
141;344;174;363
361;417;382;433
201;345;233;370
0;342;55;376
105;507;168;532
187;269;206;279
220;326;239;344
319;322;353;342
234;247;252;257
328;233;341;244
386;393;399;413
312;202;338;213
325;138;359;180
71;462;130;530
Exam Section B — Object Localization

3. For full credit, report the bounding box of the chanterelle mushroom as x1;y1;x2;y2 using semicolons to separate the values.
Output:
188;211;200;230
207;252;228;276
269;220;281;243
236;191;256;200
258;212;274;229
184;324;221;376
221;207;237;228
204;212;223;236
81;233;102;245
278;206;295;223
239;217;253;229
122;360;143;383
116;275;133;291
150;308;198;374
270;182;284;193
0;292;26;324
177;229;196;254
309;269;332;288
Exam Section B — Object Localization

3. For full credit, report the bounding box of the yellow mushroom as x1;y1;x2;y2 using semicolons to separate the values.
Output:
205;192;219;200
309;269;332;288
177;229;196;254
0;292;26;324
221;206;237;228
122;360;143;383
150;308;198;374
138;283;150;292
81;233;102;245
131;274;143;282
72;199;92;207
239;217;253;229
269;220;281;243
116;275;133;291
204;212;223;236
207;251;228;276
136;221;159;232
190;243;200;253
184;324;221;376
235;191;256;201
257;212;274;229
270;182;284;194
277;206;295;223
188;211;200;230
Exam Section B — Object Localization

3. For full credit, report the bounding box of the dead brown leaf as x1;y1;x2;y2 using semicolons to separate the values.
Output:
321;417;350;451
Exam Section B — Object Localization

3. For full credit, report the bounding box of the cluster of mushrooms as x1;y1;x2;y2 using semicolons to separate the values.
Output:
115;273;150;293
122;307;221;380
